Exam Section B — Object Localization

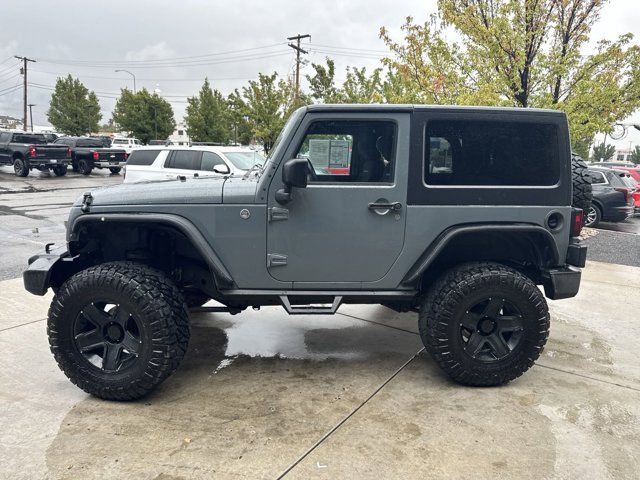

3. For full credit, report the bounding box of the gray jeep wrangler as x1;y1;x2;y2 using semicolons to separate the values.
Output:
24;105;591;400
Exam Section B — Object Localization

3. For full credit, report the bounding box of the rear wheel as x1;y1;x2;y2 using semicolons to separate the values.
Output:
78;159;92;175
53;165;68;176
419;262;549;386
13;157;29;177
109;167;122;174
48;262;190;400
584;204;601;227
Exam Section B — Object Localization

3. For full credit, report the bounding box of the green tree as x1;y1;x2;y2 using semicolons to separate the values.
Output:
630;146;640;165
591;142;615;162
306;58;344;103
184;78;230;143
227;90;253;145
47;75;101;135
241;73;309;153
112;88;175;144
380;1;640;146
341;66;384;103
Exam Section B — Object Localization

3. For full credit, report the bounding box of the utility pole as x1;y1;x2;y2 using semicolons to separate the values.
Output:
14;56;36;131
28;104;35;132
287;34;310;96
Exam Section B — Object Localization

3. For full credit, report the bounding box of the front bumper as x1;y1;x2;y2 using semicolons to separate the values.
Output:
23;246;68;296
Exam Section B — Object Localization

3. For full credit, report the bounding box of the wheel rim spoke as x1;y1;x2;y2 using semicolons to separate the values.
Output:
121;332;141;355
461;311;479;331
74;329;104;352
498;315;524;333
81;304;110;328
485;333;510;358
102;343;122;371
111;305;131;325
465;332;485;356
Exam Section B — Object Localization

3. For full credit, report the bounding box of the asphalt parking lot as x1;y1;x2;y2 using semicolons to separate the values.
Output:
1;168;640;479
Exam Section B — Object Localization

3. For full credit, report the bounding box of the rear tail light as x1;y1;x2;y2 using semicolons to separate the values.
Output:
614;187;630;202
570;208;583;237
92;151;99;161
29;146;36;158
124;152;129;160
67;148;71;158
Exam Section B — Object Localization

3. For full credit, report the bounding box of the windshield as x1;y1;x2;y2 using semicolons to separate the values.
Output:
13;134;46;144
266;107;305;161
224;151;266;170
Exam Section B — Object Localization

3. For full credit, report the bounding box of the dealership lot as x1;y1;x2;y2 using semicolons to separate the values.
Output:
1;169;639;479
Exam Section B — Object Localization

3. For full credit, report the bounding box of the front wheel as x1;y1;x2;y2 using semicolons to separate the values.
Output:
48;262;190;400
109;167;122;174
13;158;29;177
419;262;549;386
53;165;68;176
78;159;92;175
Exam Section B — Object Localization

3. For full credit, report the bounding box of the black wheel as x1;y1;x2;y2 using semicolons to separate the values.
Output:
184;291;210;308
419;262;549;386
584;204;601;227
109;167;122;174
53;165;68;176
571;153;593;219
78;159;92;175
48;262;190;400
13;157;29;177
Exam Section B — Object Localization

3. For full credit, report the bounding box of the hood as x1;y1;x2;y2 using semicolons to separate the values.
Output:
74;177;226;206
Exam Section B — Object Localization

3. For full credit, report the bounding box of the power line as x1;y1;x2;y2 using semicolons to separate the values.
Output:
37;42;287;65
29;69;275;83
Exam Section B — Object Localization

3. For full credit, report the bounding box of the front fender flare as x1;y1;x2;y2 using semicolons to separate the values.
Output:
71;213;235;288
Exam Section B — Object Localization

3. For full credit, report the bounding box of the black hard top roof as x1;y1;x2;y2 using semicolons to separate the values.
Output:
304;103;564;116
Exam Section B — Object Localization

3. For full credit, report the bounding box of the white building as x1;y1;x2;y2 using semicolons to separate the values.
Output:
168;122;190;146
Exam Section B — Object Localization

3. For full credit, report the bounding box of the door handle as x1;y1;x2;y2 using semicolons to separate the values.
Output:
193;172;199;177
368;201;402;212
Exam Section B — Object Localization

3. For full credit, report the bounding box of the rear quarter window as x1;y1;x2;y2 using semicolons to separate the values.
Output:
126;150;161;166
425;119;560;186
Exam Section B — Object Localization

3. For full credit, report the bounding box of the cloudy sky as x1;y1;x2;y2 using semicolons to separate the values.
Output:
1;0;639;147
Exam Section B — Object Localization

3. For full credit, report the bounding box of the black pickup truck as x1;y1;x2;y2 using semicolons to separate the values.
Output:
0;131;71;177
54;136;128;175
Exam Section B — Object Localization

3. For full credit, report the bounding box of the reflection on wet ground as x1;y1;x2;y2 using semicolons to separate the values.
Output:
45;309;423;479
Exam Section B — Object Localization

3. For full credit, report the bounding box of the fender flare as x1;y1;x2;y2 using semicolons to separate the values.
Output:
401;223;560;286
71;213;235;288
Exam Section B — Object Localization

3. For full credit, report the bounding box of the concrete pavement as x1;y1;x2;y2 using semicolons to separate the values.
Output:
1;260;639;479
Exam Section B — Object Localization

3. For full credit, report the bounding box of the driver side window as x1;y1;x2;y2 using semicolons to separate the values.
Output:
295;120;396;183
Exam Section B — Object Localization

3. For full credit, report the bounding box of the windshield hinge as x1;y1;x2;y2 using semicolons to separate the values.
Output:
267;253;288;267
81;192;93;213
268;207;289;222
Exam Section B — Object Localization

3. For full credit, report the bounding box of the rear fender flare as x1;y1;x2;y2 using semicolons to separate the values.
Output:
401;223;560;286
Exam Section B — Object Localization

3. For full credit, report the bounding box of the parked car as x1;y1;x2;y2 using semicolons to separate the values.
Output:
586;166;634;226
123;146;265;183
54;137;128;175
24;104;590;400
0;131;70;176
613;169;640;214
111;137;142;154
612;166;640;183
595;161;636;168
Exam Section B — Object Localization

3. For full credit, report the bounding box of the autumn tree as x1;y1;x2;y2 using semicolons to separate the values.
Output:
380;0;640;149
630;146;640;165
47;75;101;135
184;78;230;143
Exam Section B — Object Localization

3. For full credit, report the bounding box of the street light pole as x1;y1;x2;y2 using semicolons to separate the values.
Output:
115;69;136;92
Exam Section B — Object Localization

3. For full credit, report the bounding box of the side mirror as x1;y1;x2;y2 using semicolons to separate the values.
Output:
213;164;230;174
276;158;308;204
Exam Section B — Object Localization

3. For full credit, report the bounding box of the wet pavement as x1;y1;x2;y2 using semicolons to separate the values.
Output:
1;261;639;479
596;216;640;235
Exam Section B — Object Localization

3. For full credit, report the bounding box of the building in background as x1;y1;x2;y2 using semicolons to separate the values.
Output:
615;148;634;162
0;115;21;129
168;122;190;146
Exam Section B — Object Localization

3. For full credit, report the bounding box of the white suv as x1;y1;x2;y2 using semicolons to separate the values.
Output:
111;137;143;154
123;146;264;183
